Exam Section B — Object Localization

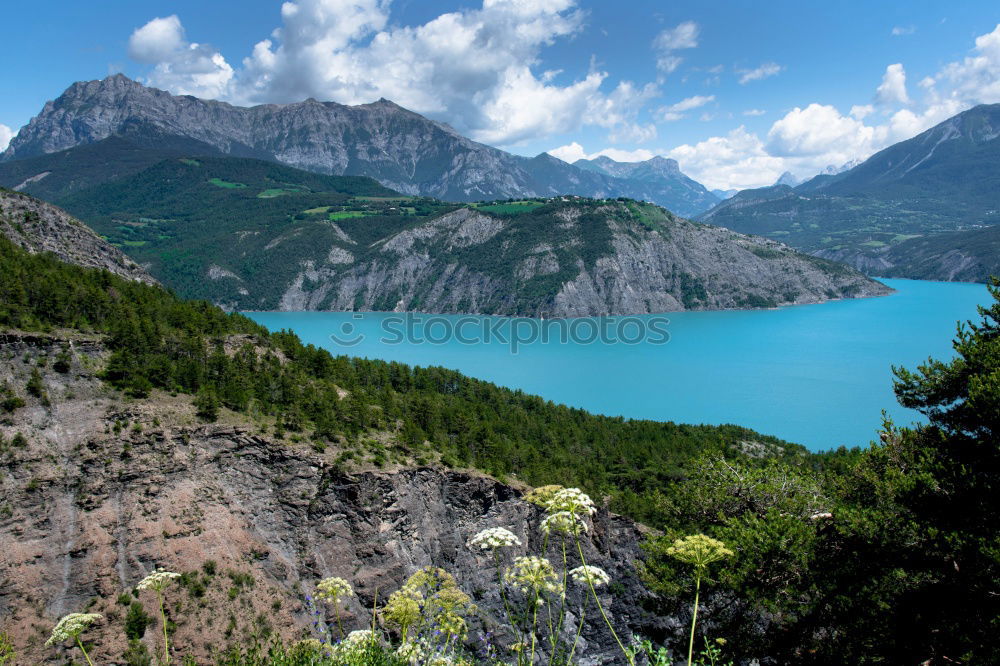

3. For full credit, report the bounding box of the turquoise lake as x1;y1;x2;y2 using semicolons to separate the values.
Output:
247;279;990;451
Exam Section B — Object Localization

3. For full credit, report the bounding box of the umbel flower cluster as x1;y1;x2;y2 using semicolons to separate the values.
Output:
463;487;628;665
546;487;598;516
540;510;587;535
316;576;355;604
569;565;611;587
466;526;522;550
667;534;735;571
505;556;560;595
45;613;102;646
136;568;181;592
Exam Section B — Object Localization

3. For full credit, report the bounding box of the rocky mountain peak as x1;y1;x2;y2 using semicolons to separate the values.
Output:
645;155;682;173
3;76;723;216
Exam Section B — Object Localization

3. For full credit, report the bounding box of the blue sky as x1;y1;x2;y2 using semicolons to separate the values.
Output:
2;0;999;189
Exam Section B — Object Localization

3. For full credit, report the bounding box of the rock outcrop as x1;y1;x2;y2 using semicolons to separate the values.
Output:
0;189;156;284
0;332;655;664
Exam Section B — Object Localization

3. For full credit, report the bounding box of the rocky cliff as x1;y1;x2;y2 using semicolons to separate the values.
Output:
2;75;717;216
269;200;891;316
0;331;657;664
0;189;155;284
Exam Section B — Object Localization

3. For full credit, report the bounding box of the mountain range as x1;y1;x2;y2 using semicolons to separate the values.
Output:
698;104;1000;281
1;75;720;218
37;155;886;315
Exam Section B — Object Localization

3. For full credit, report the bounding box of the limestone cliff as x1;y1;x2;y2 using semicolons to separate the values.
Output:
270;200;891;317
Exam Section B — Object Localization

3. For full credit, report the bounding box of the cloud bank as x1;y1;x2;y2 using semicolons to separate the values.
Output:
127;0;655;147
0;124;15;152
124;7;1000;191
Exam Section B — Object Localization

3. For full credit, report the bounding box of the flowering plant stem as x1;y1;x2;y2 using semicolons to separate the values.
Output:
529;588;540;666
686;574;702;666
157;589;170;665
75;636;95;666
493;550;524;665
574;536;633;666
547;539;570;666
565;595;589;665
335;605;345;640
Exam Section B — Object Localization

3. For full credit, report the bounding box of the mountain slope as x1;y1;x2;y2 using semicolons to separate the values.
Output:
843;224;1000;282
0;188;154;284
2;75;718;215
697;104;1000;280
0;125;228;201
51;156;889;314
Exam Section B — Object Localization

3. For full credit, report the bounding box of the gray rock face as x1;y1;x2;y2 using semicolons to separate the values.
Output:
250;202;892;316
0;189;156;284
0;332;654;664
3;75;719;216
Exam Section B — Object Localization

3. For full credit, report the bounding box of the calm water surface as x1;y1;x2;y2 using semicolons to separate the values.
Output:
247;279;989;451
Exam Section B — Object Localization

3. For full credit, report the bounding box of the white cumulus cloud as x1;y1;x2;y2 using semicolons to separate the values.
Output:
668;126;785;191
891;25;916;36
653;21;698;73
766;103;880;160
126;0;656;148
548;141;656;164
128;15;233;98
876;63;911;106
0;124;15;152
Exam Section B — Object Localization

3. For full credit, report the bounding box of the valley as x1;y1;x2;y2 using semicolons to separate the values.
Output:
1;16;999;660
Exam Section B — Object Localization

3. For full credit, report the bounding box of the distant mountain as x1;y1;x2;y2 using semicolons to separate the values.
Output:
2;75;717;216
774;171;802;187
697;104;1000;280
47;153;888;315
0;188;155;284
573;155;719;216
711;188;739;200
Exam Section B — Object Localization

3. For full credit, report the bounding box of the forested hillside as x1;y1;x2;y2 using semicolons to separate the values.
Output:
47;161;888;315
0;234;801;524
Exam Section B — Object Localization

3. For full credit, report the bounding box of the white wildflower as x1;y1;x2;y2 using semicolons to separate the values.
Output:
329;629;379;658
547;488;597;516
540;511;588;536
316;576;354;603
45;613;102;645
395;640;425;663
505;556;560;595
467;527;522;551
136;568;180;592
343;629;376;645
569;565;611;588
